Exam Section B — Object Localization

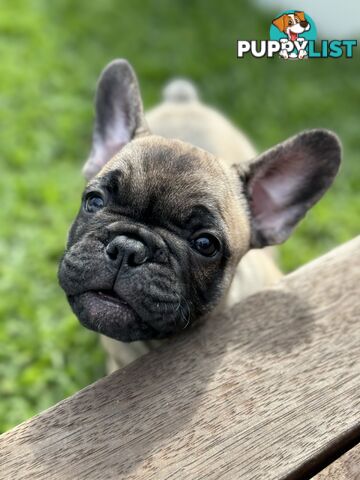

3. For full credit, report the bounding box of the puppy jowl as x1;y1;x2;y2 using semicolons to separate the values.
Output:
58;59;341;348
237;10;357;59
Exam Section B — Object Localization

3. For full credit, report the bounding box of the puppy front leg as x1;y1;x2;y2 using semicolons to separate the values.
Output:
279;49;289;59
297;38;308;59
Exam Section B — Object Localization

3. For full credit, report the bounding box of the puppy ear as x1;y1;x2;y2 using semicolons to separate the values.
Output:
272;15;286;32
295;11;306;22
237;130;341;247
83;59;149;180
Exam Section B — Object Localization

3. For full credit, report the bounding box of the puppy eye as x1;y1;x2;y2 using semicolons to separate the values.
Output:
84;192;105;213
191;234;220;257
288;21;293;25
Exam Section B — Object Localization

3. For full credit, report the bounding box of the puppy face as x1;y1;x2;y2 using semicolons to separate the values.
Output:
58;60;341;342
59;136;247;341
272;12;310;40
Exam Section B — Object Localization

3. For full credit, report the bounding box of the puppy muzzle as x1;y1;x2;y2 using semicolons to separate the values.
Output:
59;222;190;342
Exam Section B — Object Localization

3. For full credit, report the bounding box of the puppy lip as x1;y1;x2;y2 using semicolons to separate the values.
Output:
67;289;184;341
68;290;148;341
94;289;129;306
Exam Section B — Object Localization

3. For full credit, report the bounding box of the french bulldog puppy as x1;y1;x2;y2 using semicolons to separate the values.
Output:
58;59;341;372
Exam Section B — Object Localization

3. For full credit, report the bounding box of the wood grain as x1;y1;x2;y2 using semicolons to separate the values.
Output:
314;443;360;479
1;237;360;480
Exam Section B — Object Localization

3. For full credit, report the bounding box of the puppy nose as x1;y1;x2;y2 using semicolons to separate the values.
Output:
106;235;148;268
300;20;308;27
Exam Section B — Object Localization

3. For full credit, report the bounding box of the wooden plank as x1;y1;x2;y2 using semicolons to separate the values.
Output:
1;237;359;480
314;443;360;479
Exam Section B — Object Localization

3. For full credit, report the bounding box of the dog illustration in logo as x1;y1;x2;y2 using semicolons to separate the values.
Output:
272;12;310;59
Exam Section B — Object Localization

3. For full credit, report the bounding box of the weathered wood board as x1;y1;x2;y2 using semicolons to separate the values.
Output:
314;443;360;479
1;237;359;479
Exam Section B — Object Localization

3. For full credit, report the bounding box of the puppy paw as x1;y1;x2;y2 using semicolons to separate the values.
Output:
279;50;289;59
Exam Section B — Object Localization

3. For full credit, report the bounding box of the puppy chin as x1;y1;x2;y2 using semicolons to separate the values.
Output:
68;291;182;342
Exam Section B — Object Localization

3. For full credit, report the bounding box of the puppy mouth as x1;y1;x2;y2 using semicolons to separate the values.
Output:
94;289;130;307
68;289;159;342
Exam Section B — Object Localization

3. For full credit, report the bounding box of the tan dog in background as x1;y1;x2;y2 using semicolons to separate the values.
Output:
59;60;340;373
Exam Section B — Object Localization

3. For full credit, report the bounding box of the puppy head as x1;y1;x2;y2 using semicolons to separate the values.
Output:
272;12;309;36
58;59;341;342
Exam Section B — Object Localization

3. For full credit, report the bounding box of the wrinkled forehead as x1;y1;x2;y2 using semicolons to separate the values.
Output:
101;135;228;186
93;135;234;219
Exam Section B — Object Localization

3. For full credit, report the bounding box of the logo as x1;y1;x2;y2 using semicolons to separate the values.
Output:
237;10;357;60
270;11;316;59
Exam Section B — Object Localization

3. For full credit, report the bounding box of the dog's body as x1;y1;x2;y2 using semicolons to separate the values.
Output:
58;60;341;373
272;12;311;59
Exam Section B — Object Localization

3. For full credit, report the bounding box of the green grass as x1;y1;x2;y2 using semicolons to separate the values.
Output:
0;0;359;432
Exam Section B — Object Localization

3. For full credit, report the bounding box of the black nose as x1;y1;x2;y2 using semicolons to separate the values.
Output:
300;20;308;28
106;235;148;268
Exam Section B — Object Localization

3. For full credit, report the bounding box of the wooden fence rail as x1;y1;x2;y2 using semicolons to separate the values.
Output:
1;237;359;479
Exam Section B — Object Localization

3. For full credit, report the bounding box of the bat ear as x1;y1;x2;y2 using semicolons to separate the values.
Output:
83;59;150;180
272;15;286;32
234;130;341;247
